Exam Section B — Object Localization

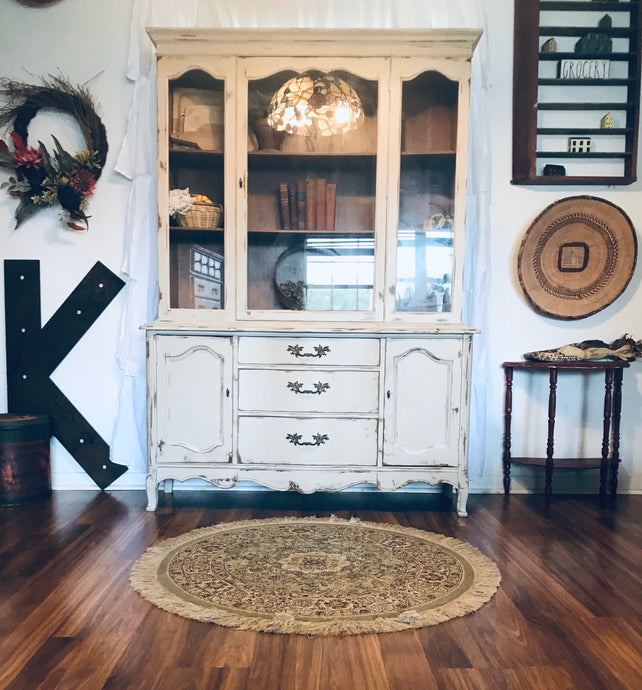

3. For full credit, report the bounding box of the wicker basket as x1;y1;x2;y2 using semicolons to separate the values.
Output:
178;202;222;229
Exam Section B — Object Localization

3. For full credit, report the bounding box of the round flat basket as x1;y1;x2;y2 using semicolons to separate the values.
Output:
517;196;637;320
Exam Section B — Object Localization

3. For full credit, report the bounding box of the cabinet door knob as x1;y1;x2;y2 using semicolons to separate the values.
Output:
386;390;391;399
226;388;230;397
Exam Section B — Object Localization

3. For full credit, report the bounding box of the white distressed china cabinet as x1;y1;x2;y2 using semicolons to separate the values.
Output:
145;28;481;515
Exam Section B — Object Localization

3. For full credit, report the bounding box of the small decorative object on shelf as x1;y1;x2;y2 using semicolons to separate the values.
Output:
277;178;336;231
559;58;609;80
543;164;565;176
424;209;453;231
575;14;613;55
600;112;614;129
0;76;107;230
170;189;221;229
170;87;224;152
168;187;193;217
540;37;557;54
568;137;591;153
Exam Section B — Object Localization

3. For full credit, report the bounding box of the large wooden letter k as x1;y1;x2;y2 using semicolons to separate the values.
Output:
4;260;128;489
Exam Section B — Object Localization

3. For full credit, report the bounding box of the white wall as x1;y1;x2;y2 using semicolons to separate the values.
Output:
0;0;137;488
482;0;642;494
1;0;640;494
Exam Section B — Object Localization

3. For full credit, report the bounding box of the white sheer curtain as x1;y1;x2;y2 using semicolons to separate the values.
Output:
112;0;491;479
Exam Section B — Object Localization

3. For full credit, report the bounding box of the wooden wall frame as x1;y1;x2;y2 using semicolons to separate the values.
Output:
512;0;641;185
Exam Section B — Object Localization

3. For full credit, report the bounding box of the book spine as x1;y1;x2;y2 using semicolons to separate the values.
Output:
305;178;316;231
316;178;326;231
297;181;306;230
326;183;336;231
279;182;290;230
289;184;298;229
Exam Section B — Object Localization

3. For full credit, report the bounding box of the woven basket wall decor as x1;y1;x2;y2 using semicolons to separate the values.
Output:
517;196;637;320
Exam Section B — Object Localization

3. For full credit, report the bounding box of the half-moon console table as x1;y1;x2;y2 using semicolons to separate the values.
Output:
502;360;630;505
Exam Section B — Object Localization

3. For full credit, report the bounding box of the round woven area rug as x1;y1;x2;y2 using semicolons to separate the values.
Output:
130;516;501;636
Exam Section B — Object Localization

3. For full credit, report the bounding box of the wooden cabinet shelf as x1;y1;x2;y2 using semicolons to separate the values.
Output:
540;1;635;11
248;228;373;235
539;26;634;38
512;0;641;185
538;51;635;60
538;78;634;86
170;226;224;233
536;151;635;159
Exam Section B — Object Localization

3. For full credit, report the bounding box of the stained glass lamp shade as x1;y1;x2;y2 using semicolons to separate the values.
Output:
267;72;364;137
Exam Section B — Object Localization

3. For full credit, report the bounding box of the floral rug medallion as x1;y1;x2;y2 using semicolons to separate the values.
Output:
130;516;501;636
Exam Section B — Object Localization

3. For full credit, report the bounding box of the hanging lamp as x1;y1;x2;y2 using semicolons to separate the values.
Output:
267;72;364;137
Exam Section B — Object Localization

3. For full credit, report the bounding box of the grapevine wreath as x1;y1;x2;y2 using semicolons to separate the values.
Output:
0;75;108;231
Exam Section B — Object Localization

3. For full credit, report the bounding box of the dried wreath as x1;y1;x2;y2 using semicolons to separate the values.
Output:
0;76;108;231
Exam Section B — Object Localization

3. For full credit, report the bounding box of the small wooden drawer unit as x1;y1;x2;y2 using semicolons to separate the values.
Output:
237;417;379;466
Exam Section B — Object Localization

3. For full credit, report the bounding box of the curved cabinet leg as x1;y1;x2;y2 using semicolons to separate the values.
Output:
456;485;469;517
146;471;159;512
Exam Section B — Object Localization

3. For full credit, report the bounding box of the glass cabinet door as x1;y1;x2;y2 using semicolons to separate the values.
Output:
393;70;459;317
165;66;228;312
242;62;384;317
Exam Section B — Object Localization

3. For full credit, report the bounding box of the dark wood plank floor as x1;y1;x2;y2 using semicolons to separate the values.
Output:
0;490;640;690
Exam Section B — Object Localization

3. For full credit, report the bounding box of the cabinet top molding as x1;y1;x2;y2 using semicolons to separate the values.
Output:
147;28;482;60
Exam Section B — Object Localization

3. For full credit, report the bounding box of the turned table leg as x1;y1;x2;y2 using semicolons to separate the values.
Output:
502;366;514;496
600;369;614;502
610;367;624;498
545;368;558;506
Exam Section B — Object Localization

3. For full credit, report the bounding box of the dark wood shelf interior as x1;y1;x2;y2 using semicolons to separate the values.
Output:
538;78;634;86
537;103;635;111
537;127;631;134
538;52;635;61
539;1;636;12
512;175;637;185
536;151;634;159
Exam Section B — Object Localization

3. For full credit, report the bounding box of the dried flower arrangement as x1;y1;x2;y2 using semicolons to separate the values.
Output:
0;75;108;231
168;188;193;217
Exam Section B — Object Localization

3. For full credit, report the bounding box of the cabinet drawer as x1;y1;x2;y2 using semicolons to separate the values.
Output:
238;369;379;413
238;337;380;366
237;417;378;465
193;276;222;302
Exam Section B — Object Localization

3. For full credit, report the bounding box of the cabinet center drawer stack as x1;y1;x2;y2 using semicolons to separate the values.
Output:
237;337;381;467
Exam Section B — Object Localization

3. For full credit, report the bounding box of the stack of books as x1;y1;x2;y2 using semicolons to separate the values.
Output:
279;178;336;231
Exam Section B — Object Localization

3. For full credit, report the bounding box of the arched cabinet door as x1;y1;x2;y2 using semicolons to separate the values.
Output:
383;338;466;467
150;335;233;465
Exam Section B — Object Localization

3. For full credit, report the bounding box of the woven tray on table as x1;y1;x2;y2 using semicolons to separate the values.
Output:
178;202;222;229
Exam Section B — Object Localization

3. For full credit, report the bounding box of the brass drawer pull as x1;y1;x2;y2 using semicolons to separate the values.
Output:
287;381;330;395
286;432;329;447
287;344;331;358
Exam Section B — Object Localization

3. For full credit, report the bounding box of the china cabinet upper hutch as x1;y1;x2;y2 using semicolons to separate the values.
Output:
145;28;482;515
